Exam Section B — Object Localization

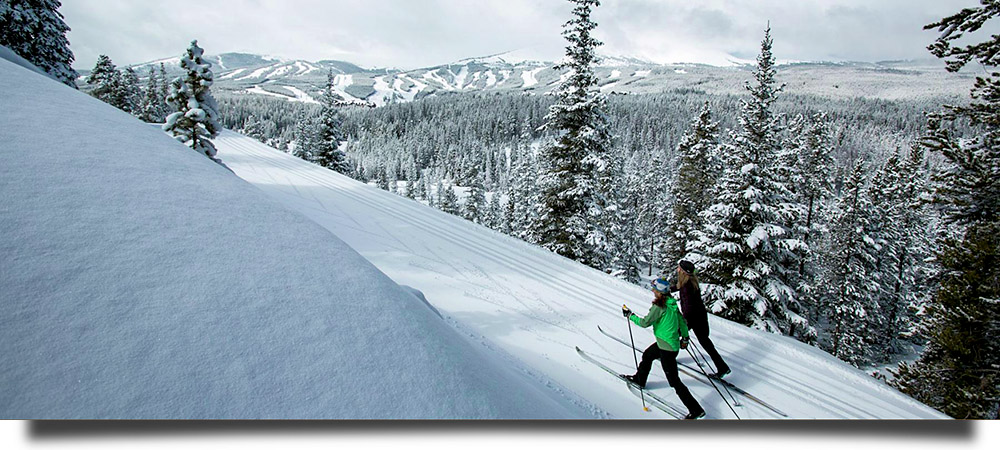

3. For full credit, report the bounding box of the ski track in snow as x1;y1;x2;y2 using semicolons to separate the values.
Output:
219;135;929;418
215;132;947;420
219;134;637;390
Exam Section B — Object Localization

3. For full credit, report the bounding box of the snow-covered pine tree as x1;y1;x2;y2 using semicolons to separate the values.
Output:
431;179;443;208
86;54;118;104
822;160;883;367
533;0;612;268
687;25;806;334
138;66;163;123
484;193;503;231
638;152;669;276
608;165;642;283
892;1;1000;418
499;192;515;236
463;174;486;224
121;66;141;115
891;220;1000;419
158;63;170;119
315;70;351;174
291;119;315;161
594;143;624;274
388;164;400;193
243;114;266;143
891;145;935;342
510;144;539;243
404;179;417;200
793;113;835;248
163;40;222;159
785;113;835;338
416;175;428;202
664;102;720;269
0;0;77;87
376;165;391;191
865;154;905;362
439;182;460;216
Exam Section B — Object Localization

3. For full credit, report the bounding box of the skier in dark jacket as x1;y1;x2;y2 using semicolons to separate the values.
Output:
622;276;706;419
673;260;730;378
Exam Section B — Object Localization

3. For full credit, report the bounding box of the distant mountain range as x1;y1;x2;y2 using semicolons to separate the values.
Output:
98;50;975;106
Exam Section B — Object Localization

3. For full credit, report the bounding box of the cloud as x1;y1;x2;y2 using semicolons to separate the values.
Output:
60;0;973;70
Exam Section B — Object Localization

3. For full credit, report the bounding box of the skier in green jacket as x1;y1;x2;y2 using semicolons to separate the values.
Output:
622;276;706;419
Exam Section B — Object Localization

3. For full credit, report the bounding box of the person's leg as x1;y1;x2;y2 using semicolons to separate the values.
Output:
690;319;730;375
631;343;661;387
661;348;704;415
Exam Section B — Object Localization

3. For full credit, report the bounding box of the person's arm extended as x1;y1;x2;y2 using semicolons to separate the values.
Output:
630;305;662;328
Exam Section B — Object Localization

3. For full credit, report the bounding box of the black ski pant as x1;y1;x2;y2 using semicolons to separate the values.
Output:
634;343;703;414
687;318;729;374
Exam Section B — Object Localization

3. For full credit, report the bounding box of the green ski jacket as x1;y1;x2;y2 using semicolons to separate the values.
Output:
630;297;689;352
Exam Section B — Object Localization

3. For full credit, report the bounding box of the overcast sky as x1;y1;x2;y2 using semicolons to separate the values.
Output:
61;0;977;70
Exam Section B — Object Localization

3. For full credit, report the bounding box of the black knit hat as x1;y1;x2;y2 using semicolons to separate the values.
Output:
679;260;696;274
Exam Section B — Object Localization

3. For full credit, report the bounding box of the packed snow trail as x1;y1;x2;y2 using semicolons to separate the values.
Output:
215;131;948;419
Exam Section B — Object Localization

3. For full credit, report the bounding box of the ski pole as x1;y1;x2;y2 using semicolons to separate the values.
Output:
624;304;650;412
691;340;740;407
685;345;740;420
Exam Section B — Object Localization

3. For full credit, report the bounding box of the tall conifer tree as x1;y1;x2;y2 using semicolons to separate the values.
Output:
86;54;117;104
163;40;222;159
688;26;806;334
464;174;487;224
893;1;1000;418
822;160;883;366
139;66;163;123
316;70;351;174
0;0;77;87
533;0;612;268
665;102;720;268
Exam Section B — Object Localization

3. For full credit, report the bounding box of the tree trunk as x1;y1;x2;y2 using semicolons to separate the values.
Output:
648;238;654;276
799;195;814;277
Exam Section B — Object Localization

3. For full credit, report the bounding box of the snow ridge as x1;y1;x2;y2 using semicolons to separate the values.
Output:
0;55;592;420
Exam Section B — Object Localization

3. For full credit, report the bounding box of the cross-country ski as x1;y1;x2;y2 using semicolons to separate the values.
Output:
599;325;788;418
575;347;686;419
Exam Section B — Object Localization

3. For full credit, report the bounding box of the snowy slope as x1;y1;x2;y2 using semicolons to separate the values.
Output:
214;132;949;420
0;54;592;419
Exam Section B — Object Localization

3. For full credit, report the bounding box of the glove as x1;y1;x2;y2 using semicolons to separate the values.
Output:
680;337;690;350
622;305;633;318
